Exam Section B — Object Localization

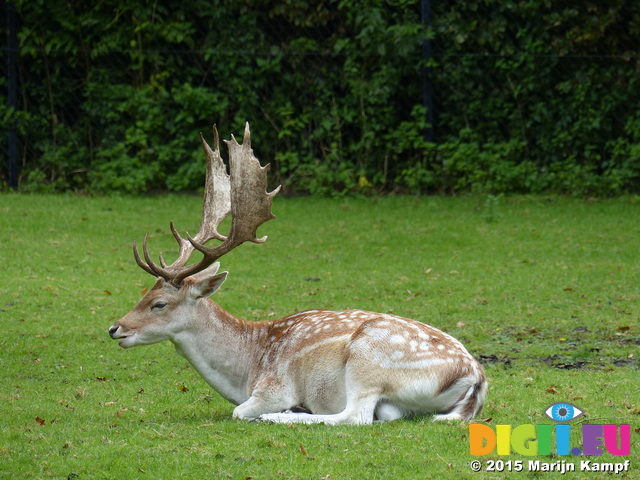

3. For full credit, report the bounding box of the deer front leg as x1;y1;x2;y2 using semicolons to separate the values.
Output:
232;378;297;421
258;393;380;425
232;396;274;420
259;377;382;425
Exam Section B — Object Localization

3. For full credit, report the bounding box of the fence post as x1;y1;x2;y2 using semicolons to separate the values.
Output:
7;1;20;190
421;0;434;143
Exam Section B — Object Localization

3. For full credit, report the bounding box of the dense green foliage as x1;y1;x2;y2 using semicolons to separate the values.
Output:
1;0;639;195
429;0;640;196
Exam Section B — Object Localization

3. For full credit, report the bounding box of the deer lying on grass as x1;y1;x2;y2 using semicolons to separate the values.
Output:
109;123;487;424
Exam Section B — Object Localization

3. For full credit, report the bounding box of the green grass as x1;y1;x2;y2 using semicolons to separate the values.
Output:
1;193;639;479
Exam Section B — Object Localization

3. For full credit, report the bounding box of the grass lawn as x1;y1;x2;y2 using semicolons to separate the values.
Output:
1;193;638;479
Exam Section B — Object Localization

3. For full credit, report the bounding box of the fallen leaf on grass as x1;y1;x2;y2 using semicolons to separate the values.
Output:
178;385;189;392
299;444;307;456
546;386;559;394
35;416;45;426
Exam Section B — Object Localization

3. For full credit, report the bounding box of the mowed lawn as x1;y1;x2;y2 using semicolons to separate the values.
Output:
1;193;638;479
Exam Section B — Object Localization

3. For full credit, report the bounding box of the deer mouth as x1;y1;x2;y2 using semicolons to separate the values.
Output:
116;332;137;348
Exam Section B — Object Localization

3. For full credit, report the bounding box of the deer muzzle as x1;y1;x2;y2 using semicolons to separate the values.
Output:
108;324;137;348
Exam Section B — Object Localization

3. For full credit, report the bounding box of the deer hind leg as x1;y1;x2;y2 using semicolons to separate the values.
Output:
374;402;405;421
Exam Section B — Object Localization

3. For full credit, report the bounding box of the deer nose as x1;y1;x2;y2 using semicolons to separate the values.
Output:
109;325;120;338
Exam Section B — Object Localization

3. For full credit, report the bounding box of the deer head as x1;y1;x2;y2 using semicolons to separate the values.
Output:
110;123;280;348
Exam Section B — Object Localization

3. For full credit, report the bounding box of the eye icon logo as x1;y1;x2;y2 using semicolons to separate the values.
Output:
544;402;584;422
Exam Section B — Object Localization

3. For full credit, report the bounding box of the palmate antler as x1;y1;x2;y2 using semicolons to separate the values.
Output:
134;122;281;286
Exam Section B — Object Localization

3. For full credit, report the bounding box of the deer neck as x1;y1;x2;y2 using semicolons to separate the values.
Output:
170;299;268;406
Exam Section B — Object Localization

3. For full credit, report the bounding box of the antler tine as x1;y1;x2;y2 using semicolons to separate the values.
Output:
133;234;167;278
132;224;193;281
164;220;195;267
133;240;156;277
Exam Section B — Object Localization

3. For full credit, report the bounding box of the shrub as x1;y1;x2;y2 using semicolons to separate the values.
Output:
1;0;638;195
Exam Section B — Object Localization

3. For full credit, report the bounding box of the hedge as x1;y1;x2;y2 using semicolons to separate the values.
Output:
1;0;639;195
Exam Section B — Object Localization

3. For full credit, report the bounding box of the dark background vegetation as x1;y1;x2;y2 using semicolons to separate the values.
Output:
1;0;639;196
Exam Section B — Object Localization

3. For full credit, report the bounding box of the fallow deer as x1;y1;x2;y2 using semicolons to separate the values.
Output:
109;123;487;424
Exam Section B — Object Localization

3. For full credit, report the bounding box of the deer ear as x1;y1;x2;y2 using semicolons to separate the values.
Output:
185;270;228;299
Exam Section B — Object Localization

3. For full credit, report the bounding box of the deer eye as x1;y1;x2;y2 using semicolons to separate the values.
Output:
151;303;167;311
